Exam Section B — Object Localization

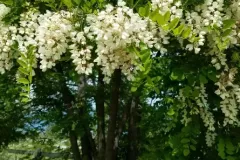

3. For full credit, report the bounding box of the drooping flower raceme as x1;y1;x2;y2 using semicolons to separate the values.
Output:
0;4;10;20
16;10;40;54
81;1;159;82
69;31;94;75
14;9;74;71
151;0;183;20
0;4;15;74
35;11;73;71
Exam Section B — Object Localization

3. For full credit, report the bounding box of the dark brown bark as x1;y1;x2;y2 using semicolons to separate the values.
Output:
62;85;82;160
81;125;97;160
69;131;82;160
96;71;106;160
57;64;82;160
78;76;97;160
127;97;140;160
114;98;132;156
105;69;121;160
81;132;92;160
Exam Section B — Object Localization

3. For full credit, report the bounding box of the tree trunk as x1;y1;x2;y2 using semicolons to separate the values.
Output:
62;87;81;160
69;131;82;160
62;87;82;160
114;98;132;158
96;71;106;160
78;75;97;160
127;97;140;160
57;64;82;160
81;132;92;160
105;69;121;160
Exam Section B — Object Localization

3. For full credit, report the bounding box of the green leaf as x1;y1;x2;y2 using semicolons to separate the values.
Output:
144;4;150;17
183;149;190;156
140;49;151;63
222;29;232;37
232;52;239;62
164;11;170;22
218;138;226;159
207;71;218;82
19;67;29;76
227;156;237;160
147;77;154;86
192;88;200;97
154;86;160;94
168;18;180;30
0;0;13;5
182;86;192;97
138;4;150;17
170;68;185;81
17;78;29;84
139;42;148;50
17;59;27;68
71;122;77;130
190;145;196;151
128;46;140;56
187;75;195;85
131;86;138;92
167;108;175;116
21;98;30;103
21;86;30;92
144;59;152;73
149;9;159;22
28;75;32;83
73;0;81;5
199;75;208;84
173;24;185;36
20;92;29;97
222;19;236;30
190;139;197;145
226;140;235;155
156;14;165;26
61;0;73;8
20;53;27;59
182;27;191;39
181;138;190;143
138;7;146;17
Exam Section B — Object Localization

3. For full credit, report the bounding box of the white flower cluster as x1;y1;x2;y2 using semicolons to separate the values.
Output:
0;4;10;20
151;0;183;20
2;8;75;72
226;0;240;20
181;108;192;125
205;131;217;147
179;84;216;146
198;0;224;27
35;11;73;71
0;4;14;74
199;107;215;133
215;68;240;126
184;0;224;54
151;0;228;54
17;10;40;53
195;84;209;108
220;92;239;126
0;1;167;82
195;84;216;147
184;12;207;54
83;0;159;82
179;89;192;125
17;10;73;71
69;31;94;75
